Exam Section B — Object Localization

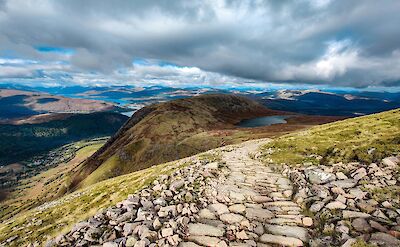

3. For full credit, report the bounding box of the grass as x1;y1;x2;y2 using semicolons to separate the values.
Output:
260;109;400;166
351;239;377;247
0;145;226;246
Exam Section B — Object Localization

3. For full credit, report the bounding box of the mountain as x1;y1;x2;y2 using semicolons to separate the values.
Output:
0;89;118;121
260;89;400;116
69;94;279;189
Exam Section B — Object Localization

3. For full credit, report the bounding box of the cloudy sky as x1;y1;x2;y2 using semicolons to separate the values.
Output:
0;0;399;89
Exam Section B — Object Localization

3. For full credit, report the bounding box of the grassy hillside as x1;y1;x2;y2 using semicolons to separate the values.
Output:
69;94;279;190
0;140;105;223
260;108;400;166
0;112;128;165
0;148;219;246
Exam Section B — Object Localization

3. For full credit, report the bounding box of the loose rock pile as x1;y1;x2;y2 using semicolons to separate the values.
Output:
285;156;400;246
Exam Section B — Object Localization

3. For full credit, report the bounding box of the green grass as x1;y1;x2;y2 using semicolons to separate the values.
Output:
0;156;192;246
351;239;377;247
260;109;400;166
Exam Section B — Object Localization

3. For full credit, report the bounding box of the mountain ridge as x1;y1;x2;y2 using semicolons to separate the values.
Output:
68;94;281;190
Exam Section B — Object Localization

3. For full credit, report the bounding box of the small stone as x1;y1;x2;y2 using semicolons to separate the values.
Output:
336;172;348;180
302;217;313;227
341;238;357;247
373;209;389;220
329;179;357;189
357;201;376;213
161;228;174;237
352;218;372;233
310;201;325;213
382;201;393;208
126;236;137;247
370;232;400;246
236;230;249;240
382;156;399;167
103;242;118;247
325;201;347;210
199;209;217;220
153;218;162;230
178;242;201;247
348;188;367;200
283;190;293;198
343;210;371;219
352;168;367;180
170;180;185;191
369;220;388;232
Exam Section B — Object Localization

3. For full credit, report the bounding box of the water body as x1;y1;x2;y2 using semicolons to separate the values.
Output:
237;115;290;128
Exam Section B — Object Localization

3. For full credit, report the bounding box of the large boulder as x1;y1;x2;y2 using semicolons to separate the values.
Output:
304;168;336;184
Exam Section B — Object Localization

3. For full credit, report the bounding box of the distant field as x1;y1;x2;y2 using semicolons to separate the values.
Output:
260;108;400;166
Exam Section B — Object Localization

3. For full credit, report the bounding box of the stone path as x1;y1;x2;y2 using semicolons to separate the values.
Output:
48;139;314;247
183;139;311;246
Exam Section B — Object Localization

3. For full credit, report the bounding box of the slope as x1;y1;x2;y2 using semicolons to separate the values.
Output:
69;94;279;189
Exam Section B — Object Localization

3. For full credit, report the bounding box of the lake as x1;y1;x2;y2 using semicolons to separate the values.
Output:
237;115;290;128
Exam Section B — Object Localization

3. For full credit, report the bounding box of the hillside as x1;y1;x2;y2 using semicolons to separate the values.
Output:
0;112;128;167
0;106;399;246
260;108;400;166
69;94;279;189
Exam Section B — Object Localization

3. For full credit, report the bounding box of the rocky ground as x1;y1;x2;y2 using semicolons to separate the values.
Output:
285;156;400;246
36;139;400;247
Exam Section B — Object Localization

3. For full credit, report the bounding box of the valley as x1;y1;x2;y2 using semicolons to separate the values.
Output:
0;138;106;222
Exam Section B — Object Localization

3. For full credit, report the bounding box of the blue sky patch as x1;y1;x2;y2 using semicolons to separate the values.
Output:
35;46;74;55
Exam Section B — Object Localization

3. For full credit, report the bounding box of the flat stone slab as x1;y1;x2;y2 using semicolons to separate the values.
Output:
188;236;224;246
264;224;309;242
220;213;244;224
245;208;273;221
342;210;371;219
228;204;246;214
263;201;298;207
209;203;229;215
260;233;303;246
178;242;202;247
188;223;225;237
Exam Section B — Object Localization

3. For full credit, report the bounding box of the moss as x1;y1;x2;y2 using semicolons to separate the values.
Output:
364;186;400;203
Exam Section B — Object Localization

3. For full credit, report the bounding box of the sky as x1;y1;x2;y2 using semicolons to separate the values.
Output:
0;0;399;90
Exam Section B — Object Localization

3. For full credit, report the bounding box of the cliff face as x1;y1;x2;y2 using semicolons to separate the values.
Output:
69;94;278;189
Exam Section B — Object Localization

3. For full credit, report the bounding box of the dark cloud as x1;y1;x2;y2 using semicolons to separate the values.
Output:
0;0;399;88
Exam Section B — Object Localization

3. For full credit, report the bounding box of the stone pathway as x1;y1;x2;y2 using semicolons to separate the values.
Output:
47;139;314;247
183;139;311;246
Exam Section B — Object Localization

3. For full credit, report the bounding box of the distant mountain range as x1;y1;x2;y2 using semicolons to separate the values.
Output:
2;83;399;118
